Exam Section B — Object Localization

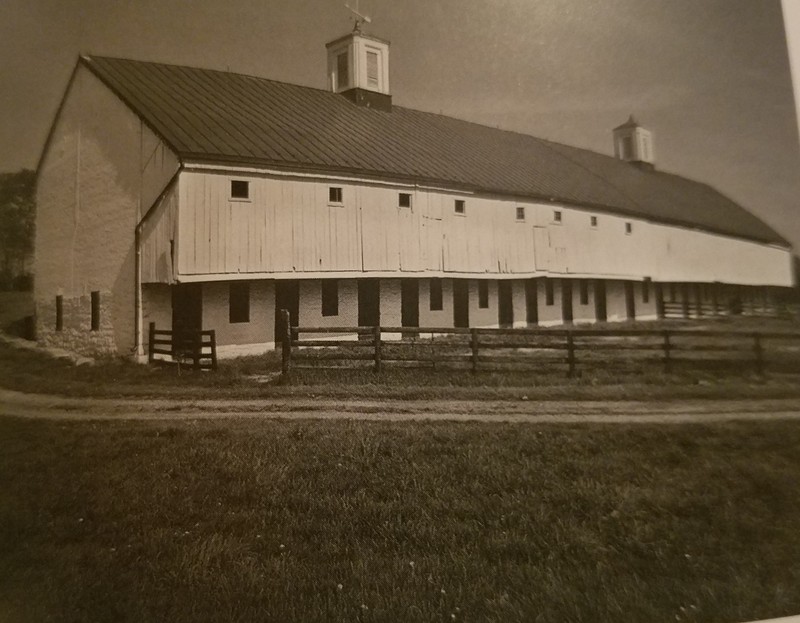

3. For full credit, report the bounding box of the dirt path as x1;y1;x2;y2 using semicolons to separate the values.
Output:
3;387;800;423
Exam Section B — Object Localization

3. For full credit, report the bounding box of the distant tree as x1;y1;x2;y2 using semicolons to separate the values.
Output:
0;169;35;290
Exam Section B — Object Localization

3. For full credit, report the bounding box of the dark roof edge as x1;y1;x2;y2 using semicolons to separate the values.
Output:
79;56;184;166
182;155;791;247
36;61;82;175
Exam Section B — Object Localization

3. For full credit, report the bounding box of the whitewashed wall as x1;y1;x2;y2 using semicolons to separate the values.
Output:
35;65;179;355
174;169;792;288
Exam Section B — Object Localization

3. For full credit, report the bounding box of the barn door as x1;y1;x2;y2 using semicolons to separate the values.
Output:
624;281;636;320
453;280;469;328
498;281;513;328
594;280;607;322
358;279;380;327
561;279;573;324
401;279;419;327
172;283;202;335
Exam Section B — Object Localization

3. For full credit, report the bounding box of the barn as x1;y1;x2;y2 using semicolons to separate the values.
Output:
34;28;794;359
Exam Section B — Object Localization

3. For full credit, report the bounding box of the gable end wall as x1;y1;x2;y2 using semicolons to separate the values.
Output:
35;64;180;356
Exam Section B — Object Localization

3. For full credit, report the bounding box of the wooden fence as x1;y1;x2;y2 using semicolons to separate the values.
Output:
148;322;218;371
279;313;800;377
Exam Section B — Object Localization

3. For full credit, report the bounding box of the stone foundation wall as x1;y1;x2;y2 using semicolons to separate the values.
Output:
37;290;117;357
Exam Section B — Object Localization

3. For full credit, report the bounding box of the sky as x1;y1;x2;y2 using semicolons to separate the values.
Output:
1;0;799;248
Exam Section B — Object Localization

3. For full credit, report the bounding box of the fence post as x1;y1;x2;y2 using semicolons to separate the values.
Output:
567;331;576;378
663;330;671;374
148;322;155;364
281;309;292;374
193;331;201;370
471;328;479;373
753;333;764;377
209;330;218;371
373;324;382;373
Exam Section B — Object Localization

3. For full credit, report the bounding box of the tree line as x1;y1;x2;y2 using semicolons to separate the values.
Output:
0;169;35;290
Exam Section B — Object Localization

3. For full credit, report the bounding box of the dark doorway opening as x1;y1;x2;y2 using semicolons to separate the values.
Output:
401;279;419;327
453;280;469;328
624;281;636;320
358;279;380;327
498;281;513;327
172;283;202;335
594;280;607;322
655;283;665;318
525;279;538;325
274;280;299;343
172;283;202;356
561;279;573;324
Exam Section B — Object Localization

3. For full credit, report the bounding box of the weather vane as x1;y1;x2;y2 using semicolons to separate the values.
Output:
345;1;372;33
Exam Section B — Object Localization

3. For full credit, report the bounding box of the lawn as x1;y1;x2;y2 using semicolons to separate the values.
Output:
1;417;799;622
3;335;800;402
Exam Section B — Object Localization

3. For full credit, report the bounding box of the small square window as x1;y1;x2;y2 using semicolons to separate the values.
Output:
590;216;598;227
90;291;100;331
545;279;554;306
230;282;250;323
231;180;250;200
478;281;489;309
321;280;339;316
553;210;562;223
516;207;525;221
399;193;412;208
329;187;343;204
429;278;443;311
455;199;465;215
625;222;633;234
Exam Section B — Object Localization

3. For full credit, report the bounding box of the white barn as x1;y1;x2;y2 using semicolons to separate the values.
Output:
34;29;794;359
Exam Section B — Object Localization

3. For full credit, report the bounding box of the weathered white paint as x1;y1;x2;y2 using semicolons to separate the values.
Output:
35;65;179;355
511;280;527;328
418;278;454;328
174;169;792;288
298;279;359;337
141;186;178;283
202;281;274;350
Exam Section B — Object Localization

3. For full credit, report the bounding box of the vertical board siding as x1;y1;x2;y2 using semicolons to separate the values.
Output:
140;186;178;283
176;171;792;287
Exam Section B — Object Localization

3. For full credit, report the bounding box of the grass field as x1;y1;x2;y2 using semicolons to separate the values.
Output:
3;333;800;402
1;417;799;622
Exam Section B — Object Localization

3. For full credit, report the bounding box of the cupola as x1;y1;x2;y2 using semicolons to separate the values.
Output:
326;25;391;112
613;115;655;170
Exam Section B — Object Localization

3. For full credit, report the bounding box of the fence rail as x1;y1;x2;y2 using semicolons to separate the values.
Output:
279;311;800;377
148;322;218;371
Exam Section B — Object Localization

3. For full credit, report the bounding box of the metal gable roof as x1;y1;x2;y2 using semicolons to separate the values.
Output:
81;55;788;246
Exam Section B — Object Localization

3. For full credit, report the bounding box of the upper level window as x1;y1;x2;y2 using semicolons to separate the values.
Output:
230;180;250;200
454;199;465;215
516;207;525;221
478;281;489;309
553;210;562;223
399;193;412;208
321;280;339;317
366;51;379;88
590;216;598;227
329;187;343;204
625;222;633;234
337;52;349;90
